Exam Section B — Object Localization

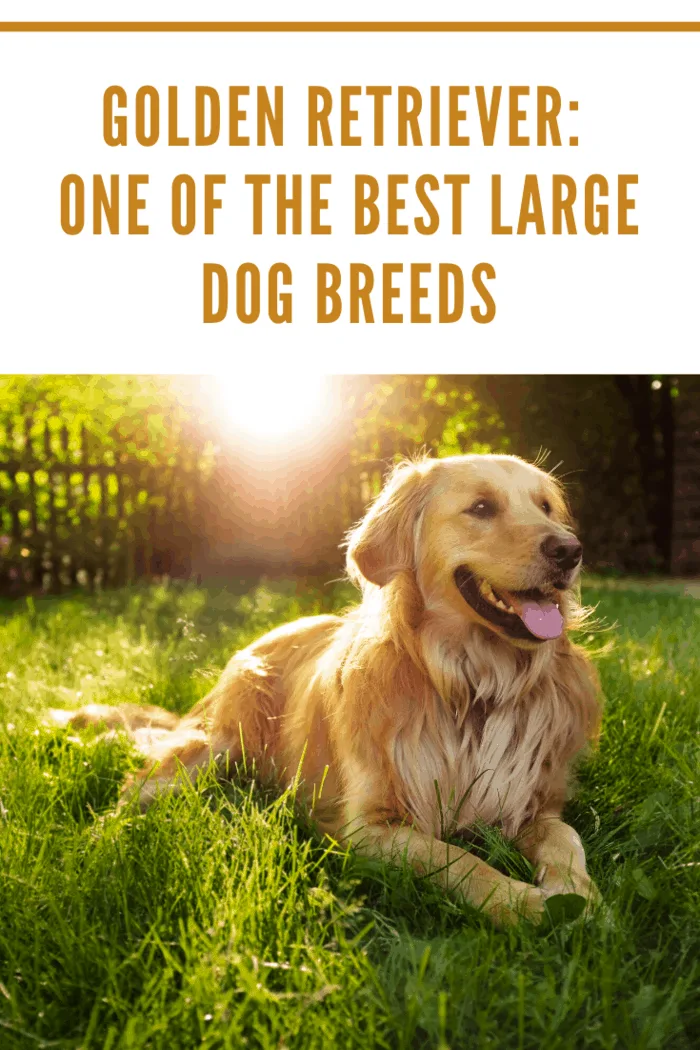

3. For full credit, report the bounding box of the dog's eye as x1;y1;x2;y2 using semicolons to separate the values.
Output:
541;499;552;516
466;498;497;519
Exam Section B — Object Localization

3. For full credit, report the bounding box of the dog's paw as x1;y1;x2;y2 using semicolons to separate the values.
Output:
484;877;547;927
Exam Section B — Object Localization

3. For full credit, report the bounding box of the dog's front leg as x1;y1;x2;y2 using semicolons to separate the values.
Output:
517;813;600;907
346;821;545;927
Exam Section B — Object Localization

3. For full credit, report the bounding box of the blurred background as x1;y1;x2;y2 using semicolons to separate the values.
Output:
0;373;698;596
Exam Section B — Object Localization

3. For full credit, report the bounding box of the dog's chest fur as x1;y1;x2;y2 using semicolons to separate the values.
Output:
391;681;562;839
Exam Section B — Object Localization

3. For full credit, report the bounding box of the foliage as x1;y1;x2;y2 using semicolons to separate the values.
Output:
0;375;211;464
1;580;699;1049
349;375;510;463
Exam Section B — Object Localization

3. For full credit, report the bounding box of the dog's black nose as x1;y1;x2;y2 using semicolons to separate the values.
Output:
541;534;583;570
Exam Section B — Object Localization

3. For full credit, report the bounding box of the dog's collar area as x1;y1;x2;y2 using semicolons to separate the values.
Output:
454;566;562;643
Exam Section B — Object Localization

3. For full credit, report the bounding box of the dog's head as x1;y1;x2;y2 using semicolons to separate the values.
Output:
346;454;582;648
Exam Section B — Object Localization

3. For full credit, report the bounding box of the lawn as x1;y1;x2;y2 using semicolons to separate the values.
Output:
0;578;698;1050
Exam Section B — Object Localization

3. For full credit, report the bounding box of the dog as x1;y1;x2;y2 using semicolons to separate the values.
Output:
54;454;602;926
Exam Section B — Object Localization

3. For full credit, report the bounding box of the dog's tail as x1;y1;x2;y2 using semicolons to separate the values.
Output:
48;702;181;751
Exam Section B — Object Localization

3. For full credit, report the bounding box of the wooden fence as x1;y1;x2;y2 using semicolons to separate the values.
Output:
671;376;700;575
0;411;208;595
192;456;390;575
0;403;392;595
281;460;387;556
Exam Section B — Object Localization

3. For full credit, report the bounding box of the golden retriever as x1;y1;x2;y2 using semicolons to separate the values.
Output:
55;454;602;926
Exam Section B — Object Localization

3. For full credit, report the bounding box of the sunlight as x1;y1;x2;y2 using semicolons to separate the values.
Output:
213;373;328;443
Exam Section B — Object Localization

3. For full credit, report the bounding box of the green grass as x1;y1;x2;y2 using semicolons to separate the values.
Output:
0;578;699;1050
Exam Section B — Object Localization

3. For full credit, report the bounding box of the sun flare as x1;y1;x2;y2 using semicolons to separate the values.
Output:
213;373;328;442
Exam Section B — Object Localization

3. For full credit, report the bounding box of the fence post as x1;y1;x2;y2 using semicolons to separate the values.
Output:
671;377;700;576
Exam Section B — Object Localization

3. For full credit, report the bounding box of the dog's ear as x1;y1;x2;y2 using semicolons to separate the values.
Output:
346;460;429;587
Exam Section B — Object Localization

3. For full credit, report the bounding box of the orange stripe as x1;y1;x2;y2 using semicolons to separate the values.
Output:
0;21;699;33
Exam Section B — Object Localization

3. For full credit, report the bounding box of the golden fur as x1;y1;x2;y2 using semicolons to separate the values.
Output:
56;454;602;925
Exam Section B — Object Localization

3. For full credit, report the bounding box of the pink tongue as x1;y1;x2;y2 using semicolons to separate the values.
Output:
518;599;564;640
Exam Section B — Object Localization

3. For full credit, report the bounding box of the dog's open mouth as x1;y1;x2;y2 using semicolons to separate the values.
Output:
454;567;565;643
